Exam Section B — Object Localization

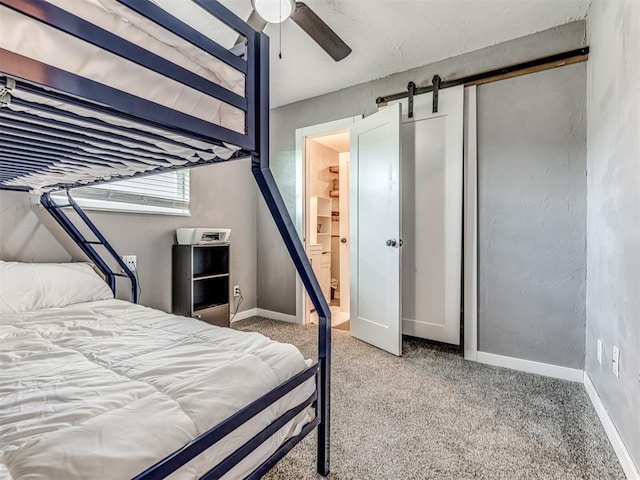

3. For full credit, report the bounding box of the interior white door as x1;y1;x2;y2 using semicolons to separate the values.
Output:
338;152;350;314
349;103;402;356
400;86;464;345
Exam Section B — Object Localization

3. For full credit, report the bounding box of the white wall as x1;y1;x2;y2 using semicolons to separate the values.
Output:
585;0;640;470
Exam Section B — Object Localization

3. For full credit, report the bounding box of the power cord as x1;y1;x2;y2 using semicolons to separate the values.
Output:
133;268;142;302
119;263;142;303
230;288;244;322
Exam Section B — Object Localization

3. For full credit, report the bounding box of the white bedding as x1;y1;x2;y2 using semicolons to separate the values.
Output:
0;0;245;128
0;0;247;190
0;299;315;480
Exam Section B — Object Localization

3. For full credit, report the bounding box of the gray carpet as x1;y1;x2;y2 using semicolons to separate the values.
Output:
233;317;624;480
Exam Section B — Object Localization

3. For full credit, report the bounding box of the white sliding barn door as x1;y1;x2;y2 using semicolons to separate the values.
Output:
400;86;464;345
349;103;402;356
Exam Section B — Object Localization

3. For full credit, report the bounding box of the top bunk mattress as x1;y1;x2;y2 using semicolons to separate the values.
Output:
1;0;245;130
0;0;252;191
0;299;314;480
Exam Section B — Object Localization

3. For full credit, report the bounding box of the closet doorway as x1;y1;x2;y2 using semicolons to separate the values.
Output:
295;117;360;329
294;91;476;358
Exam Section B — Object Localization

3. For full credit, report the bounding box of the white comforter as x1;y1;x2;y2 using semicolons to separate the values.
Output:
0;300;314;480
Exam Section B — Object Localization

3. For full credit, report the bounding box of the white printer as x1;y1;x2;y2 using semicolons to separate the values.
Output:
176;228;231;245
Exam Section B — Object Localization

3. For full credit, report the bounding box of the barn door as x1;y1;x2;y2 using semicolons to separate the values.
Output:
400;86;464;345
349;103;402;356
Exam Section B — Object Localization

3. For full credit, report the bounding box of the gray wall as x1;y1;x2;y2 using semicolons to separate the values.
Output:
259;21;588;368
585;0;640;469
0;159;258;314
477;65;587;368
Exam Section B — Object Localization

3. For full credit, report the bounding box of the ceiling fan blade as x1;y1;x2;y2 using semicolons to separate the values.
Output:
234;9;268;48
291;2;351;62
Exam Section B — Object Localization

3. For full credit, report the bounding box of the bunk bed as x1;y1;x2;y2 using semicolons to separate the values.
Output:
0;1;331;479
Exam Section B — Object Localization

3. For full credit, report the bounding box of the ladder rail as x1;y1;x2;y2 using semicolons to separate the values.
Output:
40;191;138;303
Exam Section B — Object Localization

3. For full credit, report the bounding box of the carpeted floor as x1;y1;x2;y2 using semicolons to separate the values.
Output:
233;317;624;480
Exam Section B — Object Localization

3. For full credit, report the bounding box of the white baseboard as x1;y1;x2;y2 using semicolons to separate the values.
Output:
230;308;258;323
584;373;640;480
476;351;584;382
256;308;298;323
230;308;298;324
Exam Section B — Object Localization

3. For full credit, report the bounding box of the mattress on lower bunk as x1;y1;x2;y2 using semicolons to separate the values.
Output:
0;299;315;480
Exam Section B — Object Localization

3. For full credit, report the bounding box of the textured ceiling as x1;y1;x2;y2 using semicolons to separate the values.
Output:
159;0;590;108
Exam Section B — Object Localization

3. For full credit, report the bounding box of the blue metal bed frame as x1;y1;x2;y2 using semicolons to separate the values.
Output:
0;1;331;478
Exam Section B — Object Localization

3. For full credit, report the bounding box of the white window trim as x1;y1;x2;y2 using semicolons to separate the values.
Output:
60;196;191;216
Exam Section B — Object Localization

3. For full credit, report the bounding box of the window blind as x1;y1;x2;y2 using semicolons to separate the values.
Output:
68;170;190;211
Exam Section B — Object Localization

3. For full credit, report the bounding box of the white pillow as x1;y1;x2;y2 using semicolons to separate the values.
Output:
0;261;114;314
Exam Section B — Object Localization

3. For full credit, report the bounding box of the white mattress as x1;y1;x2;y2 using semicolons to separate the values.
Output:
0;299;315;480
0;0;245;128
0;0;247;190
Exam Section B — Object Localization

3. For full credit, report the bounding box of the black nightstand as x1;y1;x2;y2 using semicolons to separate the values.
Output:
172;243;230;327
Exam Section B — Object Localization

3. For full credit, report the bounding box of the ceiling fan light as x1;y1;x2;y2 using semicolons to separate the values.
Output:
252;0;295;24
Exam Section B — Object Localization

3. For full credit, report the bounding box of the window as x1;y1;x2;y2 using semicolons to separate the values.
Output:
54;170;190;215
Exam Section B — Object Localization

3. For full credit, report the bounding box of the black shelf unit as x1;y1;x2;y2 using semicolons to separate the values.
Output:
172;243;230;328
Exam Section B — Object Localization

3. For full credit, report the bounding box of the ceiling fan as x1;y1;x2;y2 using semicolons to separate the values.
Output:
235;0;352;62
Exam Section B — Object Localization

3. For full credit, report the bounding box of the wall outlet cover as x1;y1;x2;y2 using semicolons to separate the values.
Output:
123;255;137;272
233;285;241;297
612;345;620;378
597;339;602;364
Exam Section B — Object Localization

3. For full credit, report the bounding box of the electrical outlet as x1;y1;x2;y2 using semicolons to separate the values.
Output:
612;346;620;378
233;285;241;297
597;339;602;364
122;255;137;272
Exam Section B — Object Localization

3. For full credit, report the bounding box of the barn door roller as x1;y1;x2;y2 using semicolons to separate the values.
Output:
407;81;415;118
406;75;440;117
432;74;441;113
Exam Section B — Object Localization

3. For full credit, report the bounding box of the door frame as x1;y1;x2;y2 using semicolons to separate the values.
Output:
292;96;478;361
295;116;362;324
463;86;478;361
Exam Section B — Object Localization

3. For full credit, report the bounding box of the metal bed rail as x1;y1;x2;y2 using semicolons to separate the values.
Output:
40;190;138;303
133;363;321;480
250;32;331;474
38;167;332;479
0;0;260;188
2;1;333;477
37;145;333;478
